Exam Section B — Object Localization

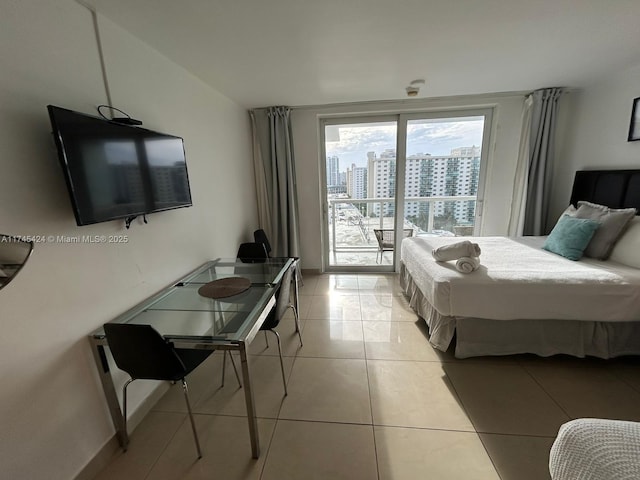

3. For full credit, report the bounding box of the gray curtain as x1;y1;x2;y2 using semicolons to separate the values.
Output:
523;87;564;235
507;94;534;236
249;106;301;258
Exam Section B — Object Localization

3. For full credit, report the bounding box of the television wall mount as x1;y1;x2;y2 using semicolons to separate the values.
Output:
125;214;148;229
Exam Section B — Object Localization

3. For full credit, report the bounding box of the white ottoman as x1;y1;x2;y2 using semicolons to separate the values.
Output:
549;418;640;480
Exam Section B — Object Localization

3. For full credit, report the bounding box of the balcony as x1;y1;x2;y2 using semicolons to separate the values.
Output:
327;195;477;266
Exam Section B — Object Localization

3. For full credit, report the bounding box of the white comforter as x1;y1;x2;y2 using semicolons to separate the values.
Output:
400;236;640;322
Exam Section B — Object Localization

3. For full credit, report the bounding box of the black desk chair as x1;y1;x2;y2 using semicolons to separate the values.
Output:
260;263;303;395
237;242;268;263
103;323;239;459
253;229;272;257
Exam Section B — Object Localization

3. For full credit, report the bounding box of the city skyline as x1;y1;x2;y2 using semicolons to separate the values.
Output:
325;117;484;168
332;145;482;230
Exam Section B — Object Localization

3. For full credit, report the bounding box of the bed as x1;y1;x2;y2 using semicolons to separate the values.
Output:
400;169;640;359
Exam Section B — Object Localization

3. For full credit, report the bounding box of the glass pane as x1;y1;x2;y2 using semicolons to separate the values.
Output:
404;117;484;237
325;121;397;267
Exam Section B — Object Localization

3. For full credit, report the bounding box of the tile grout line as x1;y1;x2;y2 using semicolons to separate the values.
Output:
258;320;307;480
604;362;640;395
518;362;573;422
435;359;506;479
141;413;189;480
360;290;382;480
358;277;391;480
475;433;505;480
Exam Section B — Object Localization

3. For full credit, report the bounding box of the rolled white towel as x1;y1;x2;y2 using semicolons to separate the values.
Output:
455;256;481;273
432;240;481;262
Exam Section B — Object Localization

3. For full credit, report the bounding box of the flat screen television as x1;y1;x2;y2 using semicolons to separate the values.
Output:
47;105;193;226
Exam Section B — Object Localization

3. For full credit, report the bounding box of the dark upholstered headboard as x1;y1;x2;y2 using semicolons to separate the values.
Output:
570;170;640;215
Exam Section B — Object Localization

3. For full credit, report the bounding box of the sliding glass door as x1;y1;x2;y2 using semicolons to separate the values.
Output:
320;109;492;272
321;117;399;270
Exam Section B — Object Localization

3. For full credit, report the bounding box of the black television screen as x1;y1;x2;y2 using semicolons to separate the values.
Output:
47;105;192;226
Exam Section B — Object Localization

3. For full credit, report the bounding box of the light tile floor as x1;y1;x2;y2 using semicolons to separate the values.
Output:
93;273;640;480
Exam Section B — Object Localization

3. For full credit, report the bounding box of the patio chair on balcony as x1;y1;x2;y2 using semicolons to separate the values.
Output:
373;229;414;264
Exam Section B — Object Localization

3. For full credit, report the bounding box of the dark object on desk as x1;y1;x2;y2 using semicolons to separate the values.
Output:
260;263;303;396
103;323;240;459
198;277;251;299
373;229;414;264
237;242;268;263
253;229;272;257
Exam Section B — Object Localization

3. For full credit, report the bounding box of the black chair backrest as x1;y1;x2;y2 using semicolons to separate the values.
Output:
237;242;268;263
262;263;294;330
253;229;272;256
104;323;186;381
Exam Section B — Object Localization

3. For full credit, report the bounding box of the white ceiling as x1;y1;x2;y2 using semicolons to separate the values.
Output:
85;0;640;108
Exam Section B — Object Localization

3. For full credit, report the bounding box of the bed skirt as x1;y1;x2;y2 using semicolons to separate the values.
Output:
399;262;640;359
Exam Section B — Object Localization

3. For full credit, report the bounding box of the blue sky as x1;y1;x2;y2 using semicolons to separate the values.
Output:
325;117;484;169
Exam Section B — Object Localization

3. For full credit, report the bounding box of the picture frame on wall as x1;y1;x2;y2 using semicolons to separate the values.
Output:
628;97;640;141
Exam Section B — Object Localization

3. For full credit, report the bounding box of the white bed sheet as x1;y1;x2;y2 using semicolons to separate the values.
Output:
399;265;640;358
400;236;640;322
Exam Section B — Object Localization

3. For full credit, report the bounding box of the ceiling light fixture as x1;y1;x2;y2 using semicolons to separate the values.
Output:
406;79;426;97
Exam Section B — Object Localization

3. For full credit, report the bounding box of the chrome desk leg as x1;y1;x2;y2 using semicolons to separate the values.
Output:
239;342;260;458
89;338;128;448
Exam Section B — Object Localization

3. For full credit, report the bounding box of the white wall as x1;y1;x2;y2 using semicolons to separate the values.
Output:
0;1;256;478
550;64;640;222
292;94;525;269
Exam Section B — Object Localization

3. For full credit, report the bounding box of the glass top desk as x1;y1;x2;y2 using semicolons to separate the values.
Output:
89;257;298;459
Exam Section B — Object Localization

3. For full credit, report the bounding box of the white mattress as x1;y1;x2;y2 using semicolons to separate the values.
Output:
400;236;640;322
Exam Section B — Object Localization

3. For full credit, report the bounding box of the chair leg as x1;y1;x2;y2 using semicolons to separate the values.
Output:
227;351;242;388
290;304;303;347
122;379;134;451
268;329;287;396
181;379;202;459
221;351;242;388
221;350;226;387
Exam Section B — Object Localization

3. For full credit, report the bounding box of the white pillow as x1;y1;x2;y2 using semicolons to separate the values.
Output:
560;204;578;218
609;216;640;268
575;201;636;260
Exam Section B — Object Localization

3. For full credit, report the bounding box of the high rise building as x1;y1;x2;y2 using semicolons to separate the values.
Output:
326;156;340;187
367;150;396;216
404;147;480;224
346;163;367;199
337;146;481;228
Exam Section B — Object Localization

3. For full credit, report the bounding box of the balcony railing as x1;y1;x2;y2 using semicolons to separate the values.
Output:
328;195;477;252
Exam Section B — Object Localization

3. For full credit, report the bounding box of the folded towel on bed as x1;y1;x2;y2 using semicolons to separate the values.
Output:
432;240;481;262
455;256;481;273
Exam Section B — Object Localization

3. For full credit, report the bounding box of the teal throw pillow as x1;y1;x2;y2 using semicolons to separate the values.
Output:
542;215;600;261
